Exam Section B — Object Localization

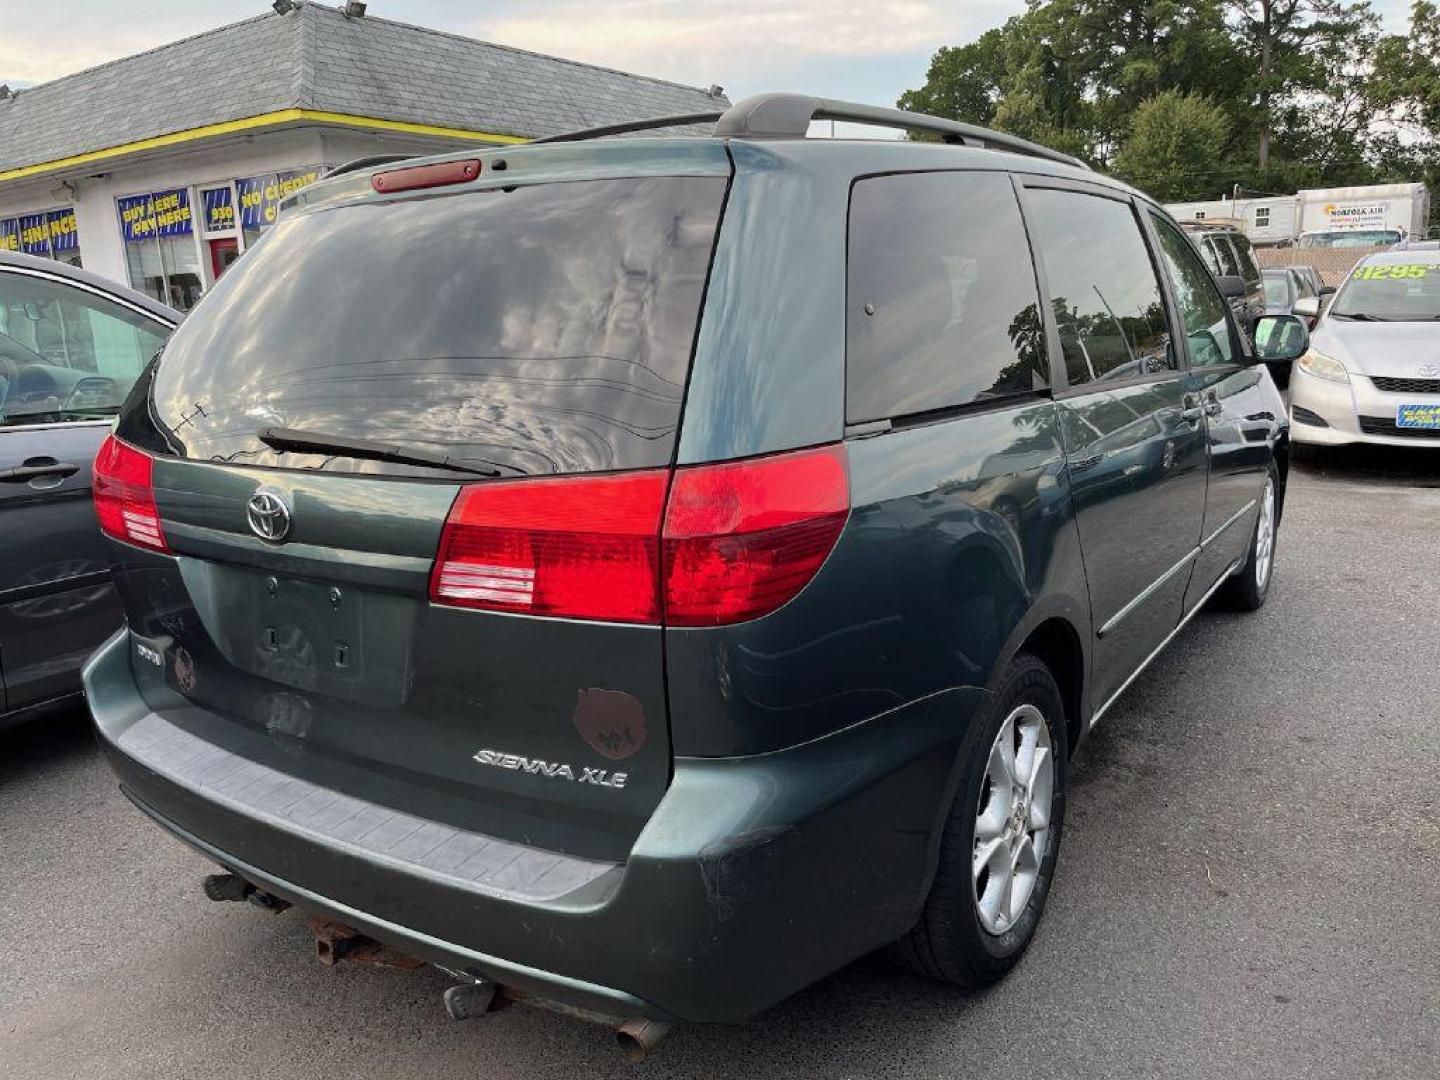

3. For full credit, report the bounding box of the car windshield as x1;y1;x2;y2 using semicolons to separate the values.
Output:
1299;230;1402;248
1329;260;1440;320
1262;273;1289;306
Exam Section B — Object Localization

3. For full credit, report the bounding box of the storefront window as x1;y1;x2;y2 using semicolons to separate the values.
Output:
113;169;323;306
0;207;82;267
199;185;241;282
237;166;323;250
117;188;203;310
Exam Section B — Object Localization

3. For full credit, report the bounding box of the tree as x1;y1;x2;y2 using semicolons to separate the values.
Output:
1225;1;1380;170
897;29;1008;124
1113;90;1233;199
1370;0;1440;134
895;0;1439;206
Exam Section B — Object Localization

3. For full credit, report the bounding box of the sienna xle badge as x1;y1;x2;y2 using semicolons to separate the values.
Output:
85;94;1306;1058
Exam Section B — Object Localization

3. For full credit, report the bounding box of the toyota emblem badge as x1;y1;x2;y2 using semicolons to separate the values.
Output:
246;491;292;542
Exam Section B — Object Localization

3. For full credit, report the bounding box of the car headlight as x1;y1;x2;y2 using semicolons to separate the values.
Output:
1297;349;1348;383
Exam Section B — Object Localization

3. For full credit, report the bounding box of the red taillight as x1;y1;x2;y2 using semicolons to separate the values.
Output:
429;444;849;626
662;444;849;626
93;434;169;553
430;470;669;623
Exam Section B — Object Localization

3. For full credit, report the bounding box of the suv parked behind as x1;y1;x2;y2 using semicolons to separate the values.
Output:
86;95;1307;1049
1180;221;1267;331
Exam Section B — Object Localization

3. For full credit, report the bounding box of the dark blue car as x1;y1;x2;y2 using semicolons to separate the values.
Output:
0;250;176;727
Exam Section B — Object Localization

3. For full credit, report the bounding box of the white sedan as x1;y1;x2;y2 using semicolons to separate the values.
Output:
1288;251;1440;447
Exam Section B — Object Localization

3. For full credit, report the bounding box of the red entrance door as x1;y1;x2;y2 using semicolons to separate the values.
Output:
209;237;240;280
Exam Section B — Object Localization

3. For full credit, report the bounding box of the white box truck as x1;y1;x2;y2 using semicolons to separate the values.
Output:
1294;183;1430;247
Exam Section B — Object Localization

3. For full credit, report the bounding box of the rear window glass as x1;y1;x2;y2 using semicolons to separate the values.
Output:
124;176;727;476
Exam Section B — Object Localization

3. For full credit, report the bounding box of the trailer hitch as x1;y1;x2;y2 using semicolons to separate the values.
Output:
308;918;425;969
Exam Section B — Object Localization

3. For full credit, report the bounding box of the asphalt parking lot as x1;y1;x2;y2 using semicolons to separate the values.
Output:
2;447;1437;1080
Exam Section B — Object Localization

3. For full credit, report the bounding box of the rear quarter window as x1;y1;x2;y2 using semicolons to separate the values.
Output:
845;171;1048;423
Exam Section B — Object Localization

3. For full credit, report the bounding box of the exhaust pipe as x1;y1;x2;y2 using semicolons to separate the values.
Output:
443;980;499;1021
202;871;290;913
615;1018;671;1062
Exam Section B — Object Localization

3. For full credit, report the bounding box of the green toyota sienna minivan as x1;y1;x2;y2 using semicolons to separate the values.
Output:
85;95;1310;1055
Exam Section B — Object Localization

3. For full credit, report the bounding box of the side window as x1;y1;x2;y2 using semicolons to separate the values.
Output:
1212;237;1241;278
1149;212;1236;369
1023;188;1173;386
846;171;1047;422
1195;237;1221;275
1231;232;1262;285
0;272;168;428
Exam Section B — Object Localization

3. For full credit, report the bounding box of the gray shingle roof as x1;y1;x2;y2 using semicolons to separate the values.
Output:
0;3;727;174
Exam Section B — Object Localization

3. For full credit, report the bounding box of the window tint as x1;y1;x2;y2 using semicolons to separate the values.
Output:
1230;232;1261;284
1150;212;1236;368
1211;237;1241;277
0;271;168;428
1024;189;1173;385
846;171;1047;422
124;177;726;476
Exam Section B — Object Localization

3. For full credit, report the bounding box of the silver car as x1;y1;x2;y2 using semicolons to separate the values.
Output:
1289;250;1440;447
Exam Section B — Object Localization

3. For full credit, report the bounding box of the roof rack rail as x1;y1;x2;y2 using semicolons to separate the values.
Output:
715;93;1090;171
530;111;725;145
326;154;414;178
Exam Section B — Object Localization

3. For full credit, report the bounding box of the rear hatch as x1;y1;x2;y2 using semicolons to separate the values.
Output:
105;145;731;863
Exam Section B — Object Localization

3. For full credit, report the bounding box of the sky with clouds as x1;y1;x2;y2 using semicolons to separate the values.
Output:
0;0;1421;108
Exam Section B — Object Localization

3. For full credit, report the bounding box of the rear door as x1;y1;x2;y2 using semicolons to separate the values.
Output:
108;157;730;861
1020;180;1209;714
0;266;169;711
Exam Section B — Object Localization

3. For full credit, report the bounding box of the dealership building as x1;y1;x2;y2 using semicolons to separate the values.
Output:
0;2;725;311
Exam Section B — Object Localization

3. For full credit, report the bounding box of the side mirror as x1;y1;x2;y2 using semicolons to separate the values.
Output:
1216;275;1247;300
1253;314;1310;363
1318;285;1336;297
1292;296;1321;320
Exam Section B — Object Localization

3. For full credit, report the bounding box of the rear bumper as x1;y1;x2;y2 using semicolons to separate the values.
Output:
85;627;979;1023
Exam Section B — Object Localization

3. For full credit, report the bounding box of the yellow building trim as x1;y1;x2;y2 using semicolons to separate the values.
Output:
0;109;528;183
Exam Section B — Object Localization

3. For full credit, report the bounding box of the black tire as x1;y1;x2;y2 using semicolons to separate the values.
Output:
890;653;1068;989
1217;463;1279;612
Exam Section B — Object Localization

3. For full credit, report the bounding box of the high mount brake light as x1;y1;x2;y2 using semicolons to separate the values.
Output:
93;434;169;553
429;444;850;626
371;159;481;194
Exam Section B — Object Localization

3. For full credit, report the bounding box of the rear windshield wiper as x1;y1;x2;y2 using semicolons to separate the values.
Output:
257;426;502;477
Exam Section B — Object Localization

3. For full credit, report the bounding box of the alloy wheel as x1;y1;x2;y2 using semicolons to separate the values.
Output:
1254;476;1276;591
972;704;1054;935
